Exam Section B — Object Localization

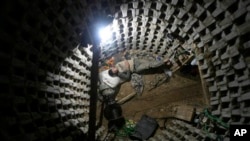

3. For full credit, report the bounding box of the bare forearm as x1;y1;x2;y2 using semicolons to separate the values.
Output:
118;71;131;81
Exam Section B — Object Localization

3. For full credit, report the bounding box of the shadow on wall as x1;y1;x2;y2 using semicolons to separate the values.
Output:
0;45;92;141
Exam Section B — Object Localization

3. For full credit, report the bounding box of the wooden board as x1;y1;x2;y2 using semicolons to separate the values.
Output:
173;105;195;122
145;105;195;122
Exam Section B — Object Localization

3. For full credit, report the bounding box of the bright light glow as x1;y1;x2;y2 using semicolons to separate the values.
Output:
99;25;112;42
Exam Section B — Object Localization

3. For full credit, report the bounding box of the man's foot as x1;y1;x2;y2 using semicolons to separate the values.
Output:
164;58;173;67
163;57;169;63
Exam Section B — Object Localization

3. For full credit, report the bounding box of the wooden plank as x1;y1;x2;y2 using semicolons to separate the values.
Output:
117;92;136;104
145;105;195;122
194;43;210;106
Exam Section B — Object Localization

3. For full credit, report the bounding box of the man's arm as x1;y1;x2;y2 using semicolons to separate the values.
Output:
118;59;131;81
118;71;131;81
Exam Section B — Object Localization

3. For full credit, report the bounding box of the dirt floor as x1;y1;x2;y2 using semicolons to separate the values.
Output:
119;70;207;119
97;69;209;140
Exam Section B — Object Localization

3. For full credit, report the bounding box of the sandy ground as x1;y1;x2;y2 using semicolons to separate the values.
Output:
119;71;207;120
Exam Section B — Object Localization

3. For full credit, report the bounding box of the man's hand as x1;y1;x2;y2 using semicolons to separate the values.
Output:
124;60;130;70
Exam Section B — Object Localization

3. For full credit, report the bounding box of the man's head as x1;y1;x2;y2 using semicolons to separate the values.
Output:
108;67;118;76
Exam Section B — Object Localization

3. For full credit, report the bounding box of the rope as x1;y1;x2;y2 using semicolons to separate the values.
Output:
203;108;229;129
200;108;229;141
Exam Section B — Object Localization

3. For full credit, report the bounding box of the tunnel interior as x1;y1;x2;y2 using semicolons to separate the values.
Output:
0;0;250;141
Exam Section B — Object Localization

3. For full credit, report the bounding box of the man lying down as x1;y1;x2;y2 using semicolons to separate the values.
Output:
109;56;170;77
98;56;171;102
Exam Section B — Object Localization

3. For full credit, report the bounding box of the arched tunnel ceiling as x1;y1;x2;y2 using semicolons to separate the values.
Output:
97;0;250;62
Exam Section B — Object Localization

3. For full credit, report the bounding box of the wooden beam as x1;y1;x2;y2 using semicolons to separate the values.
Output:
194;43;210;106
117;92;137;104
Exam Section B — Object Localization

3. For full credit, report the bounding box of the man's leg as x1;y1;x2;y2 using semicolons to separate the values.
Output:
134;59;165;73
